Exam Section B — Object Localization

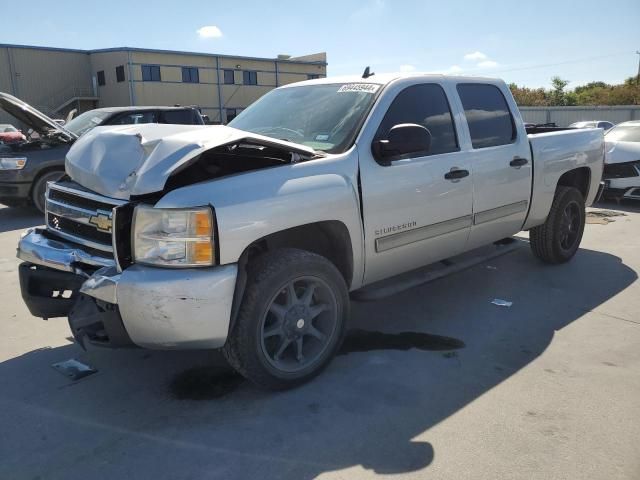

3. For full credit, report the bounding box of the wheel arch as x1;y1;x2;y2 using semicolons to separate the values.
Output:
229;221;354;330
556;167;591;199
29;165;66;197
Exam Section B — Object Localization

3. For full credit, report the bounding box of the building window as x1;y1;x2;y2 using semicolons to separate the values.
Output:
242;70;258;85
115;65;125;83
226;108;237;123
141;65;161;82
182;66;199;83
97;70;106;86
308;74;320;80
223;69;235;84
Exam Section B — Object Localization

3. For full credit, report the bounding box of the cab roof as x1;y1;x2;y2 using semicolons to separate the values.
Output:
280;72;503;88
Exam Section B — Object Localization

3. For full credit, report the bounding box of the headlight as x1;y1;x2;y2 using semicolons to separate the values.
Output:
0;157;27;170
133;205;215;267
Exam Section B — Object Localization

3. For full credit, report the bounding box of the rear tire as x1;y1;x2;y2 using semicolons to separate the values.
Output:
223;248;349;390
530;186;585;264
31;170;64;214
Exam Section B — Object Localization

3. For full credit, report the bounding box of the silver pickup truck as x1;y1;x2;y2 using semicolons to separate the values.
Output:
17;73;604;389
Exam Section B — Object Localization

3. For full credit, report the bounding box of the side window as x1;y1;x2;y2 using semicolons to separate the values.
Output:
110;111;157;125
457;84;516;148
226;108;238;123
376;83;459;156
159;109;198;124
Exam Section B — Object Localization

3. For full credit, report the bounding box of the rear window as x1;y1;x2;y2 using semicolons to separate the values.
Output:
457;84;516;148
158;109;199;125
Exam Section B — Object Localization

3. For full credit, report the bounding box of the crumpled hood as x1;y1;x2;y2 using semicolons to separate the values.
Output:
65;123;316;200
605;140;640;165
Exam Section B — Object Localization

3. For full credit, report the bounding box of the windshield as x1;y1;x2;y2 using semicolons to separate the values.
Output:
570;122;595;128
0;124;17;133
605;125;640;143
228;83;380;153
64;110;112;136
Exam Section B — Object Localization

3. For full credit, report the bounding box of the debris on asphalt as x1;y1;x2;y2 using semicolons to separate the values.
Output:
51;359;97;380
491;298;513;307
586;210;626;225
487;265;498;270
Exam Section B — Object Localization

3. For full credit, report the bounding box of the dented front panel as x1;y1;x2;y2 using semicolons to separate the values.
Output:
65;123;316;199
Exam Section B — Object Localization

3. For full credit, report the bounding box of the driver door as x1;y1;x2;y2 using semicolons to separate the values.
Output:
358;82;473;285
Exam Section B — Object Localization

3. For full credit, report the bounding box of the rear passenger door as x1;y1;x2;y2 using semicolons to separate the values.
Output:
359;82;473;284
456;83;532;249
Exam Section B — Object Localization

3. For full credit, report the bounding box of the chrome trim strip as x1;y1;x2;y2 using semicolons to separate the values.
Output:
375;215;472;253
43;226;114;252
46;198;100;226
17;228;116;273
111;207;123;273
48;182;127;206
473;200;529;226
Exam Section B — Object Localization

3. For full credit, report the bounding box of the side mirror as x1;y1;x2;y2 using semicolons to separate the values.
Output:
372;123;432;164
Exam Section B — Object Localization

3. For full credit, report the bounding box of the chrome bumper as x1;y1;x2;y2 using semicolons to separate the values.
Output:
17;228;115;275
17;228;238;349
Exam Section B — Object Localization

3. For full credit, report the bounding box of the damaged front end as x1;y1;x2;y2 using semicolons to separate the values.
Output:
17;124;314;349
602;160;640;200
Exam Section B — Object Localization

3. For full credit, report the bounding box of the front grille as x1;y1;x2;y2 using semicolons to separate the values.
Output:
45;181;126;253
47;212;112;247
603;162;640;179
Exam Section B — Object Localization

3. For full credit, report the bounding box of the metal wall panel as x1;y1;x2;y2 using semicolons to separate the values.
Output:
520;106;640;126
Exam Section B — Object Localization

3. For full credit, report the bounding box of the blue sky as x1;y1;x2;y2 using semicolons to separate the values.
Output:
2;0;639;88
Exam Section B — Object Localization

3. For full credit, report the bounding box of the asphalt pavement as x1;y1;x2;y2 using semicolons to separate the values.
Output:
0;201;638;480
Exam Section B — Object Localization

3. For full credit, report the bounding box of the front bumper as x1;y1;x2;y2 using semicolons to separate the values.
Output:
17;228;238;349
603;178;640;200
0;181;31;205
0;169;33;204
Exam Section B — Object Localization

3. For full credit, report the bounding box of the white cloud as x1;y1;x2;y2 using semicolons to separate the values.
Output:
464;51;488;62
446;65;464;74
477;60;498;68
197;25;223;39
400;64;416;72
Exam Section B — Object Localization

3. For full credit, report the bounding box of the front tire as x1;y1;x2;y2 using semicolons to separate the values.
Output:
31;170;64;213
223;248;349;390
530;186;585;264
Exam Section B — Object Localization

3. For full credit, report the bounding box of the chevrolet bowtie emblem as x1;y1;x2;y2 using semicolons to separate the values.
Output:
89;213;112;232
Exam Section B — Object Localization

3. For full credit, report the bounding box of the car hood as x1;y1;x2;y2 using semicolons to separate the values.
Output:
0;92;77;142
604;140;640;165
65;123;317;200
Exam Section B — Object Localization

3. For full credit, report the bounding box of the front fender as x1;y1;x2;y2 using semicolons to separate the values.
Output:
155;153;365;289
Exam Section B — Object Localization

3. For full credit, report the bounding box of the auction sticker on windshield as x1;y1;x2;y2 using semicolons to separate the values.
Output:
337;84;380;93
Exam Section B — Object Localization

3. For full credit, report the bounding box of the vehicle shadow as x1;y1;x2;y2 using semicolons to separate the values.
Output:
0;246;636;479
0;205;43;233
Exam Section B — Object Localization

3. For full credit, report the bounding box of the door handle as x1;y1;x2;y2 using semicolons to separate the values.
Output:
510;157;528;167
444;168;469;180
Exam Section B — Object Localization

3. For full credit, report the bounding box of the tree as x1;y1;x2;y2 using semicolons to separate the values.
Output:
549;77;570;106
509;76;639;106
